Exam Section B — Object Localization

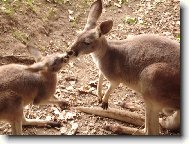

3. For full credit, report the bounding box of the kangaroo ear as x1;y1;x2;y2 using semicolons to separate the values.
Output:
27;44;43;62
99;20;113;35
26;62;46;72
84;0;102;30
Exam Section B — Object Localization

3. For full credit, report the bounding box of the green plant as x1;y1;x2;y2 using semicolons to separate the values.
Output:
40;46;46;52
123;16;137;25
1;6;14;15
69;12;82;28
1;0;38;15
47;8;57;20
81;0;92;8
0;0;15;16
12;30;29;44
121;0;129;5
25;0;38;14
54;0;65;4
46;0;65;4
176;33;180;42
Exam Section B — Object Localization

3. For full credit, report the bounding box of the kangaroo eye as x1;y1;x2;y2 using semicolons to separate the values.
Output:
63;58;69;63
83;41;90;45
60;57;66;63
60;57;64;62
67;50;74;56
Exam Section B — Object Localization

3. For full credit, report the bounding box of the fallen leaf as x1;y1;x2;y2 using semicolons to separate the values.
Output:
52;107;61;115
68;9;74;15
104;0;112;7
89;122;94;127
69;15;75;22
121;102;140;111
60;126;67;135
69;81;76;85
66;85;74;91
64;0;69;4
58;112;65;120
88;80;97;88
137;17;144;24
46;115;52;121
114;2;122;8
65;112;76;120
69;62;74;68
65;76;77;82
124;16;137;25
67;123;78;135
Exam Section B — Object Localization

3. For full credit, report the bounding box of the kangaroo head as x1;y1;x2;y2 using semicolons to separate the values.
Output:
26;46;75;73
70;0;113;56
41;53;69;72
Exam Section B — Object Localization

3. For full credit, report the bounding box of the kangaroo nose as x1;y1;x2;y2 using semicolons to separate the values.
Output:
67;50;78;57
73;50;79;57
67;50;74;56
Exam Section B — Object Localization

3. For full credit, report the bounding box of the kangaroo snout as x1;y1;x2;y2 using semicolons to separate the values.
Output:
67;49;78;57
70;43;80;57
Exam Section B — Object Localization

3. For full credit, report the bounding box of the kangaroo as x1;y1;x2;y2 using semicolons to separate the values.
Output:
0;46;75;135
69;0;180;135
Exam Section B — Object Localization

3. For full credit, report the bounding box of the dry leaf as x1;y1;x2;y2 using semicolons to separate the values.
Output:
46;115;52;121
69;62;74;68
67;123;78;135
104;0;112;7
114;2;122;8
66;85;74;91
52;107;61;115
137;17;144;24
58;112;65;120
60;126;67;135
68;9;74;15
69;15;75;22
121;102;140;111
88;80;97;88
69;81;76;85
65;77;77;82
65;112;76;120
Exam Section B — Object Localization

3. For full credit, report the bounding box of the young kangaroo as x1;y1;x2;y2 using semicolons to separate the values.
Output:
0;46;75;135
70;0;180;135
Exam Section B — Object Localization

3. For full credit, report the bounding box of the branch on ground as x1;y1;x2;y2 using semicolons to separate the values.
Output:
104;124;144;135
0;55;35;65
76;106;145;126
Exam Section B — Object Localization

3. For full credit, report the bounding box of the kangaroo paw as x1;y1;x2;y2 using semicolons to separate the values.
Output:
98;98;102;104
101;102;108;110
59;100;70;109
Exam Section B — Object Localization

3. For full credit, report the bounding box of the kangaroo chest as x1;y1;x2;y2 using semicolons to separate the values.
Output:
91;52;141;91
33;74;57;105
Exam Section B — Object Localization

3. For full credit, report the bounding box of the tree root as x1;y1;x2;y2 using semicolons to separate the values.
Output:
0;55;35;66
76;106;144;126
104;124;144;135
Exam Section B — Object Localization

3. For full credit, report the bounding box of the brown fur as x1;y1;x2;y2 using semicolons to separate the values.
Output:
0;48;75;135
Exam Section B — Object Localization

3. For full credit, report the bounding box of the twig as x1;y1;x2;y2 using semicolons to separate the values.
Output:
104;124;144;135
76;106;144;126
0;55;35;65
132;123;145;135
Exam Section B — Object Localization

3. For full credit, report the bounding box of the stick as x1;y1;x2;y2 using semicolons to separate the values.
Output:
0;55;35;65
104;124;144;135
76;106;144;126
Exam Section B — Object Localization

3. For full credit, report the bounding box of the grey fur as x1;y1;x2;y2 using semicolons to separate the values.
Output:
70;0;180;135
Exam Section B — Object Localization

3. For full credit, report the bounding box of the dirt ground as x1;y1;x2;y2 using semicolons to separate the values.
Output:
0;0;180;135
